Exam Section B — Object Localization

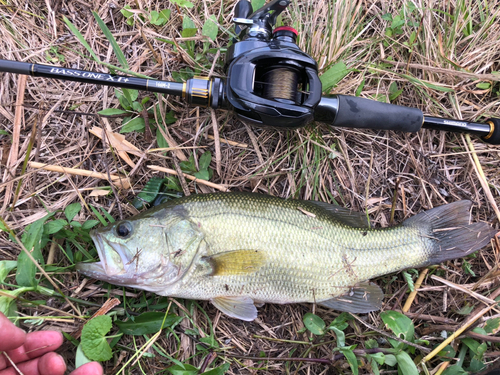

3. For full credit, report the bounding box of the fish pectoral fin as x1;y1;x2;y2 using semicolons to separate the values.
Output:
205;250;266;276
211;296;258;321
318;282;383;313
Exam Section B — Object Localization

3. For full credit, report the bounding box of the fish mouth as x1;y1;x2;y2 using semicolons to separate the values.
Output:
76;230;135;284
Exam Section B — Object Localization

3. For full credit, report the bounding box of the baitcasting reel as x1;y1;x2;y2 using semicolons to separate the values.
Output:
0;0;499;143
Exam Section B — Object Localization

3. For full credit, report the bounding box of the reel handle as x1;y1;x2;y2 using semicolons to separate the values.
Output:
315;95;500;145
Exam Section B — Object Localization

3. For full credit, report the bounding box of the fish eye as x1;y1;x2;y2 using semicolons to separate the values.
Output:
116;221;133;238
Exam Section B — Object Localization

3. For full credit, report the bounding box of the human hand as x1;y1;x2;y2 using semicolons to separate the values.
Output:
0;312;103;375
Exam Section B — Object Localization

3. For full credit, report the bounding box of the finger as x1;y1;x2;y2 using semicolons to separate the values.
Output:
38;352;66;375
0;353;67;375
0;357;40;375
0;312;26;352
0;331;64;369
70;362;103;375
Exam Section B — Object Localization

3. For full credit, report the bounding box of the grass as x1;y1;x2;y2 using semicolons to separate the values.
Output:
1;0;500;374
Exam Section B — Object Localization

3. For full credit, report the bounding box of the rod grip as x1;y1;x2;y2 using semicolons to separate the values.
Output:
316;95;423;133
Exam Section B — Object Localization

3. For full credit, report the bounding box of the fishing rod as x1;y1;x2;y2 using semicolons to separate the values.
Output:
1;0;499;144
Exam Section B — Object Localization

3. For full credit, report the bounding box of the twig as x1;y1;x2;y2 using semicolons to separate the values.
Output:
463;134;500;222
172;155;191;196
147;165;229;191
421;303;497;364
28;162;131;189
431;275;498;307
402;268;429;313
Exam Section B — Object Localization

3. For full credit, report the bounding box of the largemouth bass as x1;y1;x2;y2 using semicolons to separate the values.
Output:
77;193;495;321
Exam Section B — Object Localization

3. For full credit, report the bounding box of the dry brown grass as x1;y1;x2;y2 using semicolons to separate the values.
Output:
1;0;500;374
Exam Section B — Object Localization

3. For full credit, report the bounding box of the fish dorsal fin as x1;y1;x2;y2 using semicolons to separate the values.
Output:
318;282;383;313
205;250;266;276
211;296;258;321
309;201;370;228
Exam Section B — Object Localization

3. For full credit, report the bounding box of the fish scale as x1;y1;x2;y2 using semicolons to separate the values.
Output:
77;192;496;321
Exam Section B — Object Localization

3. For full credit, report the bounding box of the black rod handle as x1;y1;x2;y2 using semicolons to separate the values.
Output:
315;95;423;132
315;94;500;145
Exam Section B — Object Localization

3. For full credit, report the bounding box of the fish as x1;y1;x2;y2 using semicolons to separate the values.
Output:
76;192;496;321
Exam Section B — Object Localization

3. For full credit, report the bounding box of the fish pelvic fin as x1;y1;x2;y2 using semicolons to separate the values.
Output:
403;200;497;264
211;296;258;321
205;250;266;276
318;282;383;313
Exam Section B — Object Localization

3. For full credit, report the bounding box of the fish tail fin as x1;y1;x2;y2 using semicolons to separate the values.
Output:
403;200;496;264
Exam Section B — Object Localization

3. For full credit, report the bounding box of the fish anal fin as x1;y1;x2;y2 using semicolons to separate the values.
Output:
206;250;266;276
308;201;370;228
211;296;258;321
318;282;383;313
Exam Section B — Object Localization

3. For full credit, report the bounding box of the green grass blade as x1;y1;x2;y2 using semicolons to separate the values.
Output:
92;11;129;70
63;16;100;62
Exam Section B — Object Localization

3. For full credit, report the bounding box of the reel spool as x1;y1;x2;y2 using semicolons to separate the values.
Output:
225;0;322;129
261;67;300;104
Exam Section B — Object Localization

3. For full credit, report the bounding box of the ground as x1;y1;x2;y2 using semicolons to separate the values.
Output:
1;0;500;374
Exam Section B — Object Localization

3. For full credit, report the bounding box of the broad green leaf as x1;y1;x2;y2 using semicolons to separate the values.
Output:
156;127;169;151
380;310;414;343
167;363;199;375
115;312;183;335
132;178;166;209
182;28;197;38
389;82;403;102
484;317;500;334
457;303;474;315
121;117;145;133
365;338;378;349
64;203;81;222
183;16;196;30
199;151;212;171
0;261;17;283
63;17;100;61
44;219;68;235
340;348;358;375
93;11;129;69
122;88;139;104
98;108;129;116
437;345;456;361
75;344;93;368
395;351;418;375
468;358;485;372
330;326;345;347
82;220;100;230
194;170;210;180
201;363;230;375
199;336;220;349
16;215;51;287
442;365;469;375
202;15;218;41
303;313;326;335
81;315;113;361
367;352;385;365
320;61;350;92
476;82;491;89
160;9;171;23
251;0;265;10
121;6;133;18
169;0;194;8
384;354;397;367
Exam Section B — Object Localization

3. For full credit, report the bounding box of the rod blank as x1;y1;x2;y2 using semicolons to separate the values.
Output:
0;59;184;96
